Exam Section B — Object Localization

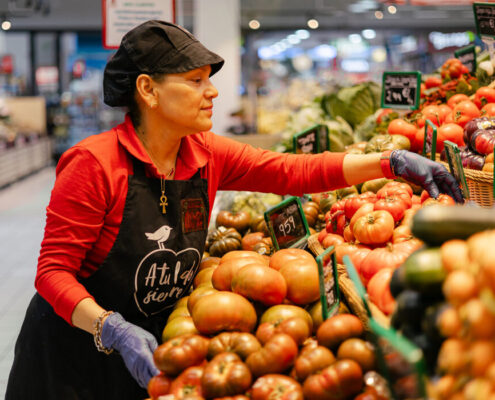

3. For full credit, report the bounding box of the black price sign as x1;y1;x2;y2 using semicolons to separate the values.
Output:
474;2;495;39
316;245;340;320
264;196;310;250
455;45;477;74
381;71;421;110
444;140;469;201
293;124;327;154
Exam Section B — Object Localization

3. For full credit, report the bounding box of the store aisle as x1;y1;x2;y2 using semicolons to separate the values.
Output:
0;167;55;396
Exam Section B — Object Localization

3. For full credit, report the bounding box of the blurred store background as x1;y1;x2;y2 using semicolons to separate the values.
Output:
0;0;487;187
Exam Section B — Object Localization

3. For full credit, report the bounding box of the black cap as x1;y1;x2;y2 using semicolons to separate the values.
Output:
103;20;225;107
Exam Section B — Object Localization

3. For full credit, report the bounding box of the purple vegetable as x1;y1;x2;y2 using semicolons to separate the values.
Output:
459;145;486;170
463;117;495;146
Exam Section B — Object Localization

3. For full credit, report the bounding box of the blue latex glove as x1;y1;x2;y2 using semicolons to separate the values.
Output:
101;312;160;388
390;150;464;203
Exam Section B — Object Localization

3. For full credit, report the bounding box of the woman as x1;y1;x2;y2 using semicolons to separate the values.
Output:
6;20;462;399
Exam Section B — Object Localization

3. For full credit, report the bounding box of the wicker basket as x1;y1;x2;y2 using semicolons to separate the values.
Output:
307;233;390;330
438;159;494;208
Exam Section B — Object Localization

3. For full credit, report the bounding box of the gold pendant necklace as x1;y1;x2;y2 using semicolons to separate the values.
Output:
159;167;175;214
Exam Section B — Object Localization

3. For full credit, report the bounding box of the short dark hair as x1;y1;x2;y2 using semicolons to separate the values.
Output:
127;72;166;128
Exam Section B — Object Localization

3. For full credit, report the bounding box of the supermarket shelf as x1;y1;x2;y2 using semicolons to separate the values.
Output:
0;137;53;189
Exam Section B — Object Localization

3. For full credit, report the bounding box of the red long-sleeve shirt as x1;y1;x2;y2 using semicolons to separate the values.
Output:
35;115;348;324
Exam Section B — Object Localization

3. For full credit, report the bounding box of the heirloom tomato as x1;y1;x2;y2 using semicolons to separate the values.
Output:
447;93;470;109
474;86;495;108
161;316;199;342
381;181;413;197
201;352;252;399
424;76;442;89
302;359;364;400
207;332;261;360
216;210;251;232
256;317;311;346
260;305;313;332
279;257;320;305
231;263;287;306
191;291;257;335
220;250;267;264
246;333;299;377
453;100;481;128
482;102;495;117
241;232;266;251
360;245;409;286
325;210;346;236
187;286;217;314
169;365;204;399
212;257;263;291
269;248;315;271
321;233;345;250
316;314;364;349
335;243;371;276
291;345;336;382
436;123;465;152
376;108;394;124
337;338;376;372
352;211;395;245
387;119;417;143
250;374;303;400
367;268;396;315
147;373;172;399
377;187;412;209
441;58;464;80
373;197;407;223
350;203;374;232
153;334;209;376
199;256;220;271
344;196;374;220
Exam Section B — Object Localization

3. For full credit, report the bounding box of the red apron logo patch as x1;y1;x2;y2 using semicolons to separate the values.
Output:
181;198;207;233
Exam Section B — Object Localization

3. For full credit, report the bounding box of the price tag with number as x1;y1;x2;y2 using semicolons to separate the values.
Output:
444;140;469;200
293;124;328;154
474;2;495;39
455;45;477;74
381;71;421;110
422;119;438;161
316;246;340;320
264;196;310;250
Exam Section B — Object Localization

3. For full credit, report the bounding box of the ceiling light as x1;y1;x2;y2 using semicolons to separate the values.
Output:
349;34;362;44
248;19;260;30
287;34;301;45
295;29;310;40
2;20;11;30
307;18;319;29
388;5;397;14
375;10;384;19
362;29;376;39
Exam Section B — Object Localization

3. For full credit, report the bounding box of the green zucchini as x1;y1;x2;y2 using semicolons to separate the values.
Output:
411;205;495;246
403;248;446;294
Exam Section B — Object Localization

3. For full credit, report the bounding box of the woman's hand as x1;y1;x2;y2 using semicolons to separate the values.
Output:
101;312;160;388
390;150;464;203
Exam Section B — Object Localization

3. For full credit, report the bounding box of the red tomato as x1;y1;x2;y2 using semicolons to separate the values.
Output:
424;76;442;89
452;100;481;128
169;366;204;399
421;191;456;206
269;248;315;271
352;211;395;245
420;105;442;127
377;187;412;209
387;118;417;143
321;233;345;249
349;203;375;233
436;123;465;152
148;373;172;399
482;103;495;118
447;93;470;109
256;317;310;346
420;83;426;98
438;104;453;124
382;181;413;197
317;229;329;244
344;196;373;220
360;245;409;286
441;58;464;80
474;86;495;109
250;374;303;400
335;243;372;276
376;108;394;124
325;210;346;236
279;258;320;305
373;197;407;223
411;127;426;153
367;268;396;315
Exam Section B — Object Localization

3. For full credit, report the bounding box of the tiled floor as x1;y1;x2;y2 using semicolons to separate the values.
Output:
0;167;55;397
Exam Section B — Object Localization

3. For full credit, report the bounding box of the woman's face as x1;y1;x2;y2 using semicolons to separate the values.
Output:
154;65;218;134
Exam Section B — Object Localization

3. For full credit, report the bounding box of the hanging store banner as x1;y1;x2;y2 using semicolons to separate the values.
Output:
102;0;176;49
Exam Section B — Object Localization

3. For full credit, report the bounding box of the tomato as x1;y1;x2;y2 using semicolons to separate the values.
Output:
335;243;371;276
393;237;423;254
367;268;396;315
250;374;304;400
321;233;345;249
291;345;336;382
167;307;190;324
161;316;199;342
373;197;407;223
318;229;329;244
212;257;263;291
474;86;495;108
420;105;442;127
316;314;364;349
376;108;394;125
330;199;347;214
279;257;320;305
420;191;455;205
241;232;266;251
377;187;412;209
482;102;495;117
382;181;413;197
438;104;453;123
447;93;470;109
207;332;260;361
187;286;217;314
246;333;299;376
441;58;464;80
199;256;220;271
231;263;287;306
269;248;315;271
440;239;469;273
325;210;346;236
148;373;172;399
220;250;267;264
169;365;204;399
420;83;426;98
387;119;417;144
392;225;412;243
360;245;409;286
302;359;364;400
472;129;495;155
193;266;215;289
424;76;442;89
216;210;251;232
436;123;465;152
337;338;376;372
191;291;257;335
352;210;395;245
343;224;355;242
452;100;481;128
411;127;426;153
153;334;209;376
256;317;311;346
202;352;252;399
344;196;373;220
260;305;313;332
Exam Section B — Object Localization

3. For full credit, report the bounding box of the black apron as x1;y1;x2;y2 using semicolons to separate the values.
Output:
6;156;209;400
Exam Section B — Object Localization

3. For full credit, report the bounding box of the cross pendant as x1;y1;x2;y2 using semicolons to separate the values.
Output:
160;193;168;214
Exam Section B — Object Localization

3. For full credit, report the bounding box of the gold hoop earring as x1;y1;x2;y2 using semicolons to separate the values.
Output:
150;101;158;109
